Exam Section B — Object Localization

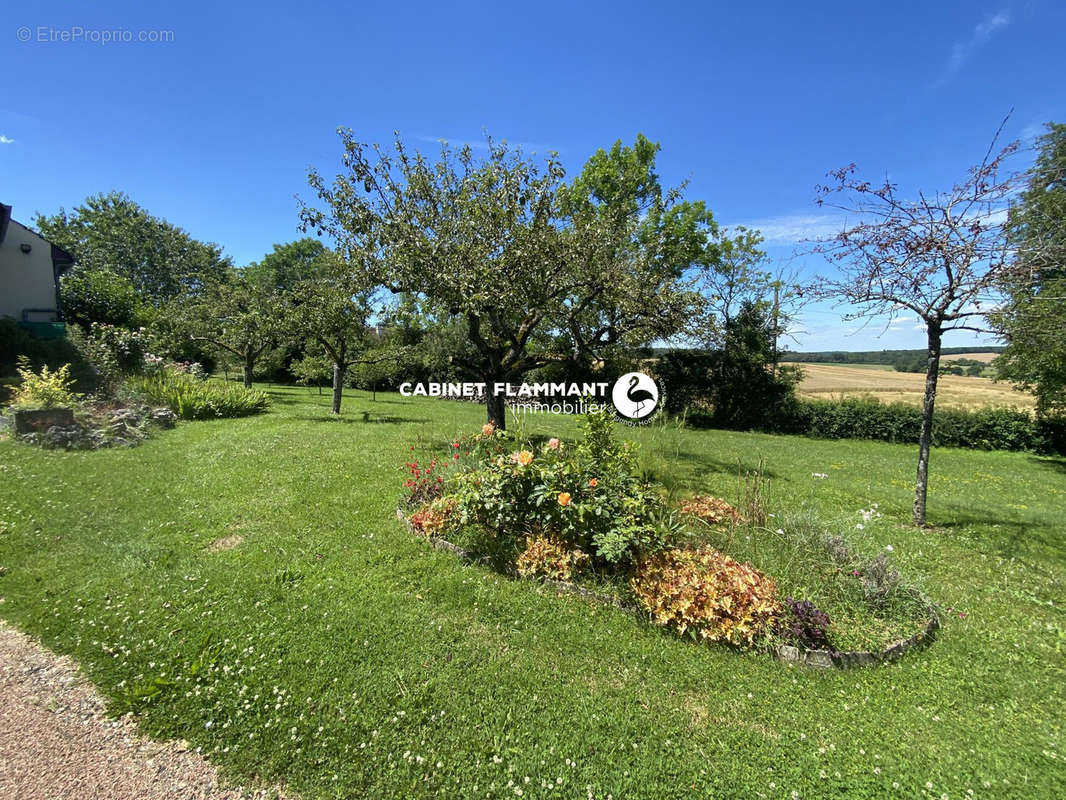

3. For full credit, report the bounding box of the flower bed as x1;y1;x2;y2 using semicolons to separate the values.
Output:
399;408;938;668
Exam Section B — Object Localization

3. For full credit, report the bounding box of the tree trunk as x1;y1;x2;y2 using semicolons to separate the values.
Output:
329;342;347;415
486;383;507;431
330;363;344;414
242;354;254;389
913;323;942;526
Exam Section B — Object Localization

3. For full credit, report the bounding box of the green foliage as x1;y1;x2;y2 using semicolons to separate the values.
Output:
290;354;332;389
655;304;801;428
704;302;802;429
74;323;151;385
993;122;1066;416
652;349;717;414
631;546;780;646
0;318;97;393
130;370;269;420
780;397;1063;453
59;268;146;328
34;191;231;303
243;238;329;291
9;356;82;409
160;273;280;387
784;346;1003;368
301;131;716;427
449;405;675;567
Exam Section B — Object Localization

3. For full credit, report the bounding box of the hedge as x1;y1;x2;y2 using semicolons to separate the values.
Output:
769;398;1065;454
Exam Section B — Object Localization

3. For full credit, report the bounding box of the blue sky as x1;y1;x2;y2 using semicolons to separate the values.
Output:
3;1;1062;350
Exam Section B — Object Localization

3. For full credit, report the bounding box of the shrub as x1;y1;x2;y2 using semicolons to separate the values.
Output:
0;317;98;392
66;322;154;391
652;350;716;414
680;495;741;525
409;497;458;537
8;356;82;409
515;535;590;581
130;369;269;420
631;546;780;646
774;597;833;651
776;397;1063;454
402;458;450;507
449;406;676;568
59;268;145;328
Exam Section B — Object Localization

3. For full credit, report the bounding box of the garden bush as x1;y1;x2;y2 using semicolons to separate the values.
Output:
71;322;152;386
130;369;269;420
515;534;590;581
401;408;933;657
7;357;82;410
59;268;145;329
631;546;780;646
774;597;833;651
448;406;678;569
0;317;97;392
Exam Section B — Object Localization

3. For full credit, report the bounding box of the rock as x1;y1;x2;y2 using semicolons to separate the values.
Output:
107;409;141;425
149;408;177;429
804;649;834;669
12;408;75;435
775;645;801;663
42;424;88;450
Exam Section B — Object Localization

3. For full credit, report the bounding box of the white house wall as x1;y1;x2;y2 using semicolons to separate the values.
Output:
0;221;61;321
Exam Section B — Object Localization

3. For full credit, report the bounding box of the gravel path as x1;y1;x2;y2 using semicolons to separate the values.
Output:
0;621;286;800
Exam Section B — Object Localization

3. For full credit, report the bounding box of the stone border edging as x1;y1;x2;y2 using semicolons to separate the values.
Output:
397;508;940;669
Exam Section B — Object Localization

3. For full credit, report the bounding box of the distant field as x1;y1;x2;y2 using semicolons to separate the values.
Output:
787;362;1035;411
940;351;998;363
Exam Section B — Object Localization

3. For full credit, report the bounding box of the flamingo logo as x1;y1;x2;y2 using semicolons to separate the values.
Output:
611;372;660;421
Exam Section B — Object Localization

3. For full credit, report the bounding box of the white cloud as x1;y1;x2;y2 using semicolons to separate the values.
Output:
935;11;1010;86
724;214;845;244
0;135;14;144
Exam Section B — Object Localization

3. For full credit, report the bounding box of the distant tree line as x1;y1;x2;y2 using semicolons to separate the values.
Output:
780;346;1003;367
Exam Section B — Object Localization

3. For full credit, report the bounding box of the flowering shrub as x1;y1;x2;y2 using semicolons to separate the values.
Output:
631;546;780;646
9;356;82;409
170;360;207;380
679;495;741;525
402;458;447;507
448;405;675;567
774;597;833;651
83;322;151;379
515;535;589;581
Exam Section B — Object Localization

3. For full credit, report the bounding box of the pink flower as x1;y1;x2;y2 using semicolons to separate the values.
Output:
547;438;561;450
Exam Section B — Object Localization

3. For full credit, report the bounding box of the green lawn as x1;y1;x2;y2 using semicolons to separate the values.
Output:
1;386;1063;799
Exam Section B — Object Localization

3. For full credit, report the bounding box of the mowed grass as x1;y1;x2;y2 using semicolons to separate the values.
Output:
790;362;1036;411
0;386;1064;799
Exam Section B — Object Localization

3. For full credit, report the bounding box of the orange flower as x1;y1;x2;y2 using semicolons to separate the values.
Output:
515;450;534;466
588;478;598;487
482;423;495;437
557;492;572;506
